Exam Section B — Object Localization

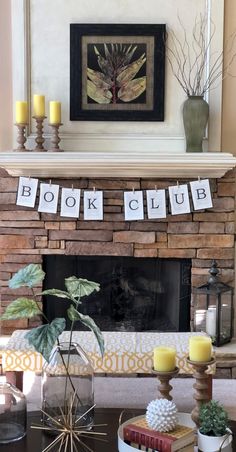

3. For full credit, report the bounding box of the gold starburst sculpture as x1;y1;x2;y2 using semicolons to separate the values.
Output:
31;400;107;452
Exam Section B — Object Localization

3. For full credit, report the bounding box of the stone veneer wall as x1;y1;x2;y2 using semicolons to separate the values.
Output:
0;168;235;335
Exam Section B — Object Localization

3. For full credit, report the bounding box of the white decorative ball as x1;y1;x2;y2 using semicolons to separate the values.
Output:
146;398;178;432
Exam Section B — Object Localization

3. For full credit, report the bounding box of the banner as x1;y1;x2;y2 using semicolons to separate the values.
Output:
83;190;103;220
16;177;38;208
124;191;144;221
38;183;60;214
146;189;166;219
16;177;213;221
60;188;81;218
190;179;213;210
168;184;191;215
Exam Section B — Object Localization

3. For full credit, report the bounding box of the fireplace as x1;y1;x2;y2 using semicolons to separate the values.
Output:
0;170;234;337
43;256;191;332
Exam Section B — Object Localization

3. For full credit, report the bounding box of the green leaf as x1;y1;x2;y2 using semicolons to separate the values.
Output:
25;318;66;362
65;276;100;299
0;298;41;320
40;288;71;299
199;400;229;436
9;264;45;289
67;305;104;357
67;304;80;322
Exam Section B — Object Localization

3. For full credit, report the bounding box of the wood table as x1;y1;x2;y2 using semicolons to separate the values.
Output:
2;408;236;451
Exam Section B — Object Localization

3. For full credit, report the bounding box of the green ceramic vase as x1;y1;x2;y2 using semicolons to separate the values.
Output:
182;95;209;152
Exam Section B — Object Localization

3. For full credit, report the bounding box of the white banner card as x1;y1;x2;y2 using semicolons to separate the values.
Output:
16;177;39;208
83;191;103;220
38;183;60;214
146;189;167;219
190;179;213;210
124;191;144;221
60;188;81;218
168;184;191;215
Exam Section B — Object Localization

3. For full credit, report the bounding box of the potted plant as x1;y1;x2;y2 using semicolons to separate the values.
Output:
198;400;233;452
0;264;105;443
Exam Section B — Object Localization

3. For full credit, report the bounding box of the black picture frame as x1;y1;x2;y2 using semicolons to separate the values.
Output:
70;24;166;121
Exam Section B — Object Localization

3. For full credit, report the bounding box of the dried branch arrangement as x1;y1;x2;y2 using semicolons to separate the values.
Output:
166;14;236;96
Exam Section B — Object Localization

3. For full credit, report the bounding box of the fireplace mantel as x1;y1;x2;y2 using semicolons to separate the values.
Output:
0;151;236;178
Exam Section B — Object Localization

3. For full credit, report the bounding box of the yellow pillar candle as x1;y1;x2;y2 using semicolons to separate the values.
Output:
49;101;61;124
153;346;176;372
33;94;45;117
189;336;212;362
15;101;28;124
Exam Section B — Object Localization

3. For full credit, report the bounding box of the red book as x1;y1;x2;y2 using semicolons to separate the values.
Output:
123;417;195;452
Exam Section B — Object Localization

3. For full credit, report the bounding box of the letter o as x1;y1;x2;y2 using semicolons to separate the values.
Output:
65;196;76;208
44;191;54;203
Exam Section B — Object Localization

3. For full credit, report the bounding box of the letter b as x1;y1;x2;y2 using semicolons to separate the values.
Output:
196;188;206;200
21;185;31;197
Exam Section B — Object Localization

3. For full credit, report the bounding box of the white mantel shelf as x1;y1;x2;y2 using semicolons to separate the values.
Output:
0;151;236;178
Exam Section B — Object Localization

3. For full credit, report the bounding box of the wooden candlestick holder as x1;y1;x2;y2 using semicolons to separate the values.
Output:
33;116;47;151
48;123;63;152
187;357;215;428
14;123;29;151
152;367;179;401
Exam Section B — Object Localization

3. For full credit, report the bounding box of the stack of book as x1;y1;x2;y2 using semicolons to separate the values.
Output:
123;417;195;452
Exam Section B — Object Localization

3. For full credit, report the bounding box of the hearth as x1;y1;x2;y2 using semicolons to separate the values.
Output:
42;256;191;332
0;171;234;338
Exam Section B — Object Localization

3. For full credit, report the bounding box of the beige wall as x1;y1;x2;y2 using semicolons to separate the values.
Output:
0;0;12;150
0;2;235;152
222;0;236;154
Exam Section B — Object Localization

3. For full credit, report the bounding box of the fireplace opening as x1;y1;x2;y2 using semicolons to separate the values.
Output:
42;256;191;332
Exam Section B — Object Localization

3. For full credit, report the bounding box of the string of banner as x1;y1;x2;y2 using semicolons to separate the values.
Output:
16;176;213;221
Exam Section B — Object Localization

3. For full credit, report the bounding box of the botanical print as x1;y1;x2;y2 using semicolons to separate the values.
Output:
82;35;154;112
70;24;165;121
87;43;146;105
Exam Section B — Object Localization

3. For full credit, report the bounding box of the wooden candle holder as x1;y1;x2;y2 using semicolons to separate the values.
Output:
33;116;47;151
152;367;179;401
48;123;63;152
187;357;215;428
14;123;29;152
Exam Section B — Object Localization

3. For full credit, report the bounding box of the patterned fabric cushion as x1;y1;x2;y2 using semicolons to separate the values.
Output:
1;330;215;374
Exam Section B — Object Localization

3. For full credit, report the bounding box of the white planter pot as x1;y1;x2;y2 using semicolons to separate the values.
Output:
198;429;233;452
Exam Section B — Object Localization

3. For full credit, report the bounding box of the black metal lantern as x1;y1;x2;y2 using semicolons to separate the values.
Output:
193;260;234;346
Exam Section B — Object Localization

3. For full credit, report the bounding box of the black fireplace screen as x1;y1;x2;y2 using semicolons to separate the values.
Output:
43;256;191;332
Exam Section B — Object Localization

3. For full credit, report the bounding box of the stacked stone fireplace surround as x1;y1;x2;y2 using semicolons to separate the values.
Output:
0;167;235;377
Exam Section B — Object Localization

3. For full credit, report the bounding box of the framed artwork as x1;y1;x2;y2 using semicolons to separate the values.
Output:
70;24;166;121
